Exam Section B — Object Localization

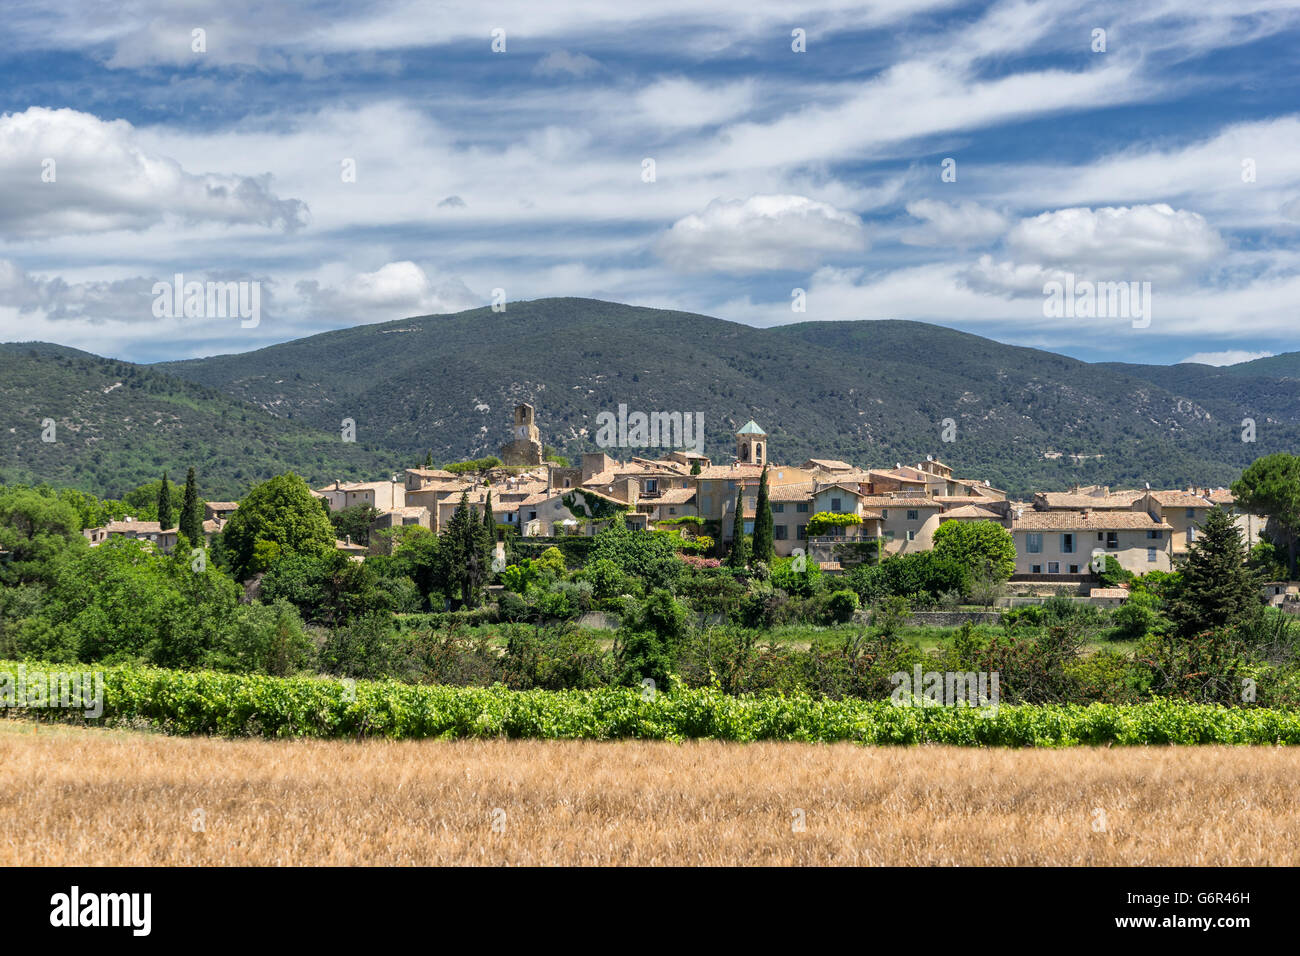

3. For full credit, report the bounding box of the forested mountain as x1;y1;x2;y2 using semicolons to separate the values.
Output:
7;299;1298;498
0;343;393;498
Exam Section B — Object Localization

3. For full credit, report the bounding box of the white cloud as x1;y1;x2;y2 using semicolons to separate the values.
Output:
534;51;602;78
636;77;756;129
298;261;479;317
1181;349;1273;366
1004;204;1225;283
655;194;865;273
0;107;307;239
901;199;1007;247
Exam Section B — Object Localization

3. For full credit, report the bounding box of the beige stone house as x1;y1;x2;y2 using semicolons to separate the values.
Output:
1010;507;1173;575
1136;490;1212;561
84;519;178;553
369;505;432;534
315;479;406;513
858;496;944;555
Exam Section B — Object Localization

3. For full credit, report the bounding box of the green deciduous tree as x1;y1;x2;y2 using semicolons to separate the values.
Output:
1232;453;1300;577
220;473;336;580
0;488;87;586
932;520;1017;582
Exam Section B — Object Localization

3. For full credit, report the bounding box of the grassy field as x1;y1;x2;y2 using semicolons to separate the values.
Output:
4;720;1298;865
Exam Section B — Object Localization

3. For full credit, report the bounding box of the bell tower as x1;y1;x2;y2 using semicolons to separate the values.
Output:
500;402;544;466
735;420;766;465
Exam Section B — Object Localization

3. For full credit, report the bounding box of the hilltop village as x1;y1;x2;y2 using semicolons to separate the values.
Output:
96;402;1260;588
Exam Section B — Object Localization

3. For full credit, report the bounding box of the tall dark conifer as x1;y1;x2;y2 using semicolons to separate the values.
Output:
726;484;748;568
156;473;174;530
179;467;203;545
752;465;774;564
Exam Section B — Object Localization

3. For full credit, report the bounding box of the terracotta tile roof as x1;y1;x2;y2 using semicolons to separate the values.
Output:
204;501;239;510
384;506;430;518
1206;488;1235;505
814;482;865;497
1012;510;1170;531
804;458;855;470
406;468;458;479
940;505;1006;521
1148;490;1212;508
769;482;816;501
695;464;765;480
102;520;166;534
858;496;942;509
648;488;696;505
1035;491;1144;509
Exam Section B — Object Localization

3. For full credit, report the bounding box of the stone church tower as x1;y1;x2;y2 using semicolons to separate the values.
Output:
500;402;544;466
735;419;766;465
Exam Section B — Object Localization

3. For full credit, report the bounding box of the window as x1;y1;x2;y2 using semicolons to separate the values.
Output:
1031;564;1042;574
1097;532;1104;540
1026;533;1042;553
702;496;712;513
527;511;537;521
907;530;916;541
796;525;807;540
1147;547;1157;563
1048;562;1060;574
1146;530;1163;539
881;510;889;520
907;509;919;521
831;497;842;512
1188;526;1197;543
1069;564;1079;574
645;479;658;493
774;526;788;540
796;502;809;513
668;507;676;515
743;520;754;534
1106;532;1119;549
773;503;784;513
1061;533;1075;554
1186;507;1196;519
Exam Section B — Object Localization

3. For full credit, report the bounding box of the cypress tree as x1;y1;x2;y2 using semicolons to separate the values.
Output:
1167;507;1262;639
156;472;174;530
726;484;749;568
424;450;434;469
179;466;203;545
482;489;496;542
752;465;774;564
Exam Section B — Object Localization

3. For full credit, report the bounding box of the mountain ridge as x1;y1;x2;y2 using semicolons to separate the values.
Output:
5;298;1298;498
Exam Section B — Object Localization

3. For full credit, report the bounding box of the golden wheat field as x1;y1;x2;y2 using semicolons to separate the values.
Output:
3;719;1298;865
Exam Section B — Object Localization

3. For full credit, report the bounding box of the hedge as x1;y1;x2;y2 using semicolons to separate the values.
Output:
4;661;1300;746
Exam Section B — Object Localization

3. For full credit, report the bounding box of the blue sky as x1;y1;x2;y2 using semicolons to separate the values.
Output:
2;0;1300;365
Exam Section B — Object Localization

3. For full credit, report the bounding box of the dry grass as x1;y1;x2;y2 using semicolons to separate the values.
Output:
3;719;1299;865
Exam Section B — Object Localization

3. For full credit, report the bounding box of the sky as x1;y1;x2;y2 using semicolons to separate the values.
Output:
2;0;1300;365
